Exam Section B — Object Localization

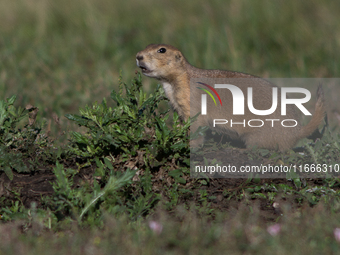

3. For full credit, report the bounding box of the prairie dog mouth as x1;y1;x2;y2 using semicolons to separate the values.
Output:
139;65;150;73
136;59;151;73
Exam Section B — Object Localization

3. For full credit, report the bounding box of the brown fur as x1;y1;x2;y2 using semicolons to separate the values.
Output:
136;44;325;151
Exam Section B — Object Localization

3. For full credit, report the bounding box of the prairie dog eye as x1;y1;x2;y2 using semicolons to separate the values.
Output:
157;48;166;53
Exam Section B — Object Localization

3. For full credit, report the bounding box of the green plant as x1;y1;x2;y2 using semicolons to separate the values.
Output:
49;160;137;224
66;74;190;167
0;95;59;180
44;74;194;224
0;96;31;179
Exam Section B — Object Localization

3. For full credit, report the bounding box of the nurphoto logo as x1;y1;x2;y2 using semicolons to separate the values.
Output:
199;82;312;116
198;82;312;128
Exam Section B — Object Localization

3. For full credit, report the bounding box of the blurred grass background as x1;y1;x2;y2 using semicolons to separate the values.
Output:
0;0;339;137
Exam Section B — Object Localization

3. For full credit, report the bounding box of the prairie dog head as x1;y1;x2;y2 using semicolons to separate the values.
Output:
136;44;186;81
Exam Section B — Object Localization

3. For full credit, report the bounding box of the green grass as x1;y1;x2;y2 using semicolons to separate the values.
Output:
1;0;340;254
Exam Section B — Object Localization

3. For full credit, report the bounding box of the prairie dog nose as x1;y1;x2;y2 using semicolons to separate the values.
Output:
136;55;144;61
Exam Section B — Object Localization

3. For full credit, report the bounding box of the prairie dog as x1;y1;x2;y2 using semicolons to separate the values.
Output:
136;44;325;151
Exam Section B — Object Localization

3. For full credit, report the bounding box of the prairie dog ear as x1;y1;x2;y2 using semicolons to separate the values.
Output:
175;53;182;61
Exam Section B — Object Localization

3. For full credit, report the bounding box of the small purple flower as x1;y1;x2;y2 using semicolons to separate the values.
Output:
149;221;163;235
334;228;340;242
267;224;281;236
